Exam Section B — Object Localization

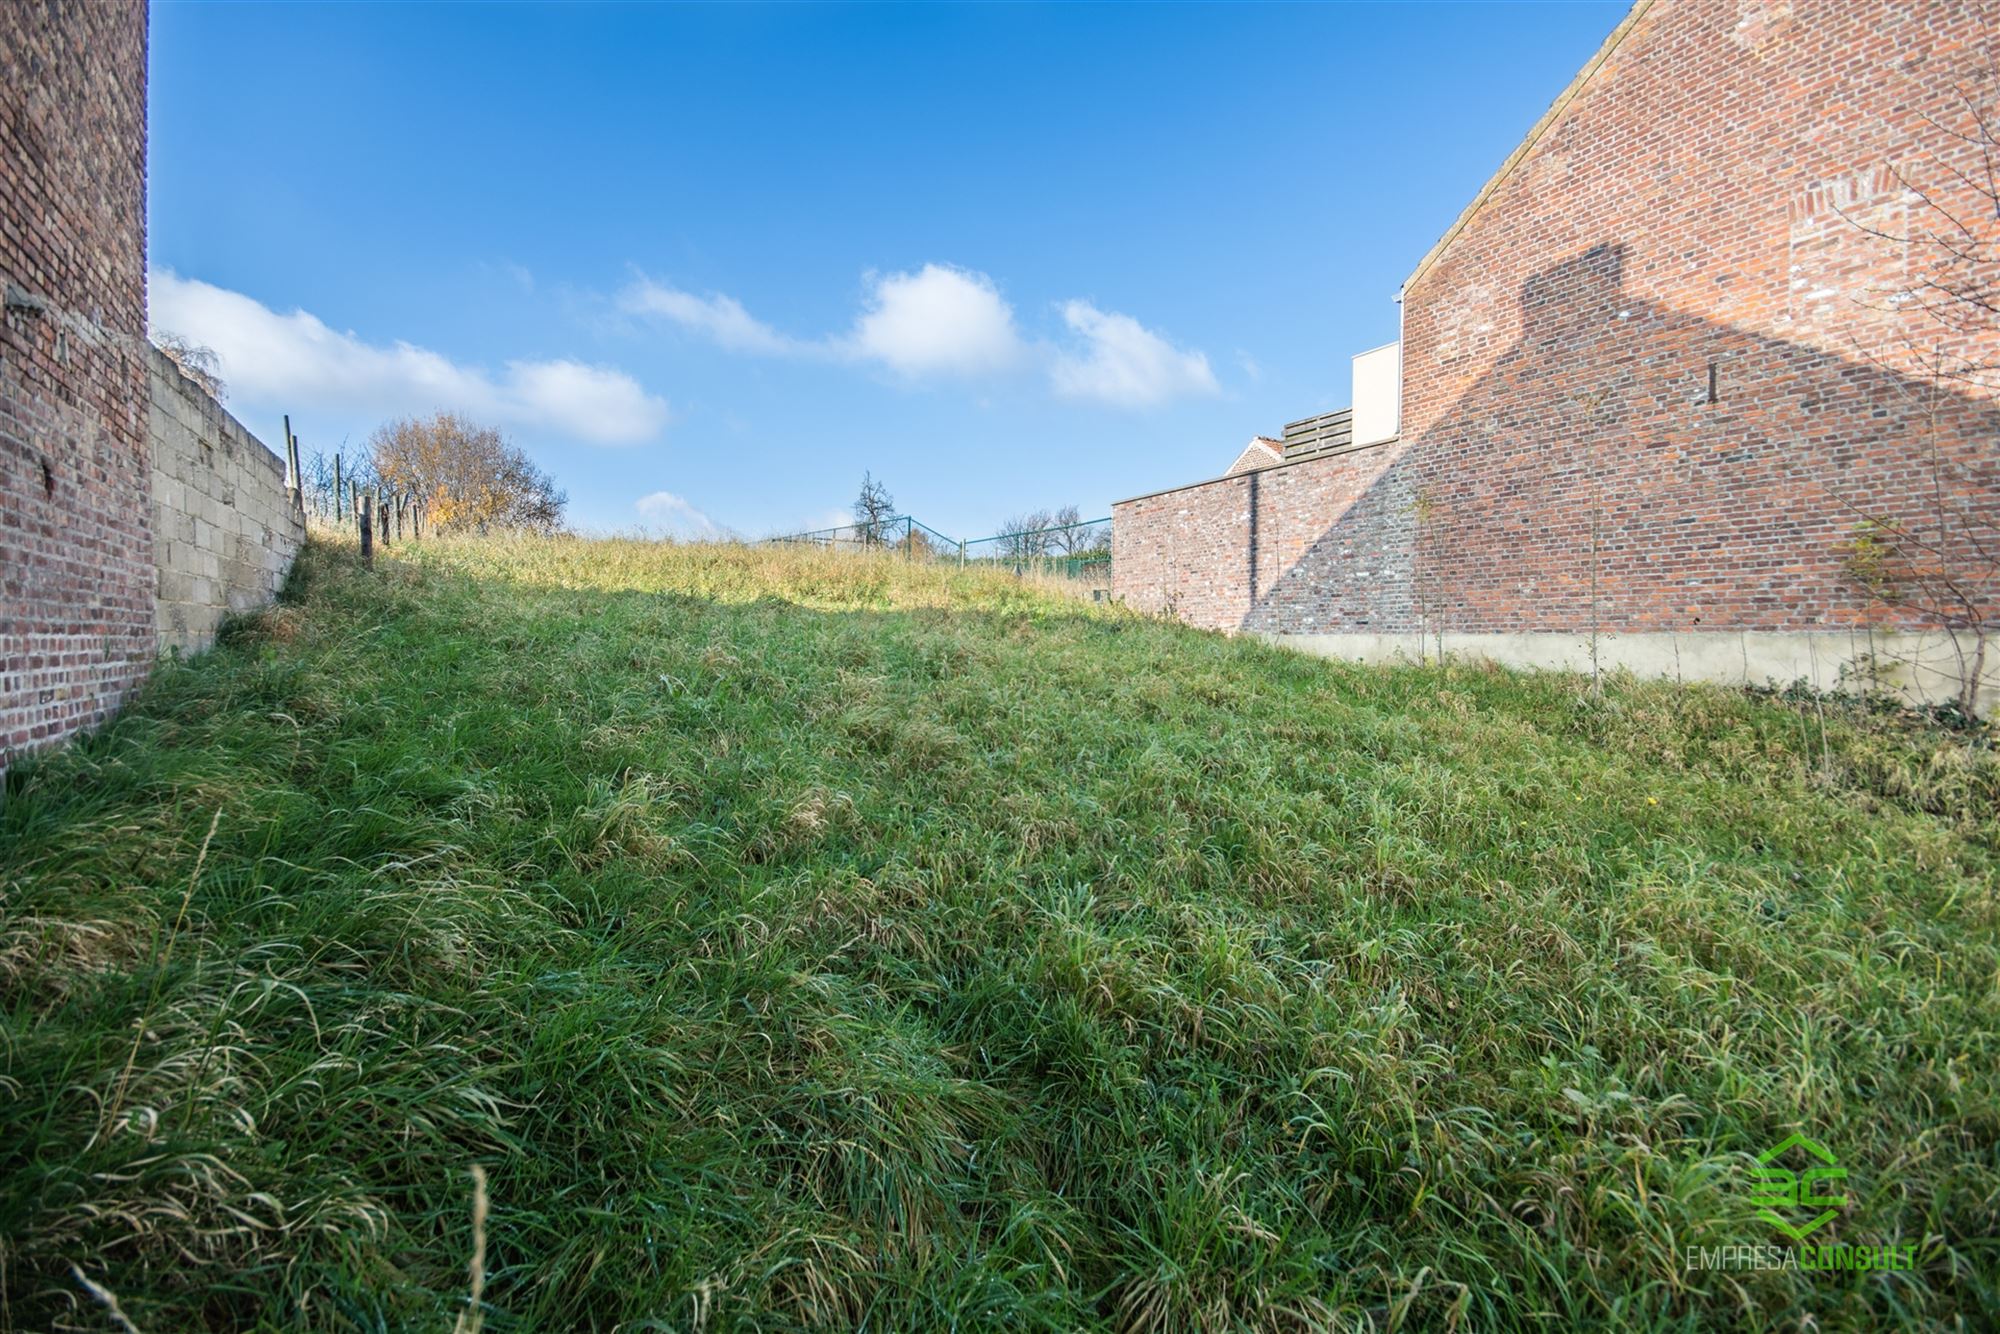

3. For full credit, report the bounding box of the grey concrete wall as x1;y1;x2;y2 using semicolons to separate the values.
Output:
148;346;305;655
1261;629;1999;717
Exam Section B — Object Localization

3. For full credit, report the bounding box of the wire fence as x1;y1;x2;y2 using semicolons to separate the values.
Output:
283;429;430;563
769;513;1113;591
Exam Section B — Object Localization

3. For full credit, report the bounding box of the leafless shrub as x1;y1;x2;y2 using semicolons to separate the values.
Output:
152;332;226;402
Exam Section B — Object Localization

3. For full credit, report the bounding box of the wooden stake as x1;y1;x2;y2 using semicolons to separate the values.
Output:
285;418;305;517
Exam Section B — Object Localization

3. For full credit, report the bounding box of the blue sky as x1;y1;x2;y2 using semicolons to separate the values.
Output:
148;1;1625;539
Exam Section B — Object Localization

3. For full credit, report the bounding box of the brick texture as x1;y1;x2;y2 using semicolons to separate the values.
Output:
1115;0;2000;648
1113;444;1411;632
1;1;150;774
1224;437;1285;476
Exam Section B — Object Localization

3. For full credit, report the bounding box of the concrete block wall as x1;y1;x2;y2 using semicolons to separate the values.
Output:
0;1;151;772
1;3;311;775
149;347;305;656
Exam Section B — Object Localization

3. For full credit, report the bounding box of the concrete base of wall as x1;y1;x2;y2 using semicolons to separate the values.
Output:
1258;628;1997;716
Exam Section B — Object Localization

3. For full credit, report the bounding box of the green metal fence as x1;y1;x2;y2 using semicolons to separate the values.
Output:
769;513;1113;589
960;516;1111;588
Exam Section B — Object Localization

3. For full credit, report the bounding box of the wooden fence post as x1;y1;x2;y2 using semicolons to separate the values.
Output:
359;491;374;566
283;418;304;519
333;453;343;521
282;414;298;514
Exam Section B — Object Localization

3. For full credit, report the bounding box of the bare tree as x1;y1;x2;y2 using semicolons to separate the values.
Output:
1837;56;2000;717
997;510;1054;562
1045;504;1108;557
852;472;896;544
300;446;376;520
152;332;225;402
371;413;566;534
301;448;337;518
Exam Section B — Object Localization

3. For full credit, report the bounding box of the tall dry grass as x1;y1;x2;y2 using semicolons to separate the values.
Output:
1;533;1994;1330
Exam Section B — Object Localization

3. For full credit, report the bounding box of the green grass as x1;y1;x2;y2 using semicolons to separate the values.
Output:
3;534;1997;1331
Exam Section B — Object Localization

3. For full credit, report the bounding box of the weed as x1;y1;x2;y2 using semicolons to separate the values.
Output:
1;534;1995;1329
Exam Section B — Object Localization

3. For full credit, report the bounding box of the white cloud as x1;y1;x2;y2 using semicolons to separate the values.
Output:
635;490;722;538
151;270;669;445
1050;300;1219;408
620;263;1026;380
618;278;801;356
616;263;1218;410
844;264;1026;377
501;360;670;443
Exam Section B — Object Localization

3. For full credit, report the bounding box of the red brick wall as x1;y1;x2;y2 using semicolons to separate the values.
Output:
1402;0;1999;637
1115;0;1999;646
1112;443;1411;632
0;1;151;772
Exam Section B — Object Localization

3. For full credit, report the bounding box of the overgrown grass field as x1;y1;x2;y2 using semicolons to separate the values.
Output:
3;536;1997;1330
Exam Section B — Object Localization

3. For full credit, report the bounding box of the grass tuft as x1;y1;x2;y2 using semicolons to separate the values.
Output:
2;533;1996;1329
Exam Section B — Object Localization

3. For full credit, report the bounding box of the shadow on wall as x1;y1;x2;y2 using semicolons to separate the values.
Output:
1234;444;1413;637
1245;244;2000;670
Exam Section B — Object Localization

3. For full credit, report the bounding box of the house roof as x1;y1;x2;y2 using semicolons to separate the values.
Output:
1226;436;1286;474
1401;0;1656;297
